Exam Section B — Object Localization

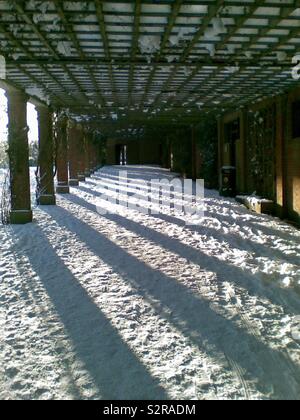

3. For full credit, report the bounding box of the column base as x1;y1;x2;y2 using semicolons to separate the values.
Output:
78;174;86;182
10;210;33;225
38;194;56;205
56;185;70;194
69;179;79;186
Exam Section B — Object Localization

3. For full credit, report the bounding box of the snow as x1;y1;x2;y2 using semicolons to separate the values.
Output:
236;195;273;205
26;87;50;107
169;28;196;47
57;41;73;57
139;35;161;55
204;43;216;58
0;166;300;400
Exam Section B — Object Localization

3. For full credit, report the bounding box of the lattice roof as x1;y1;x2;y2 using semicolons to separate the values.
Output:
0;0;300;136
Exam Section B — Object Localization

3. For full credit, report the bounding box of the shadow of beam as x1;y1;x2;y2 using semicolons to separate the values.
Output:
79;183;299;266
44;201;300;400
12;225;169;400
68;190;300;314
93;170;300;241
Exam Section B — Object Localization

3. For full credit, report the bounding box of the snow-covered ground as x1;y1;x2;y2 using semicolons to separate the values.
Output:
0;165;300;400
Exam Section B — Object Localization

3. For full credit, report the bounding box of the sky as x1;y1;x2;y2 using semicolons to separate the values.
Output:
0;88;39;144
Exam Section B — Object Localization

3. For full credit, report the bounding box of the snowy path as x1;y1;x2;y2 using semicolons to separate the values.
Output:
0;165;300;400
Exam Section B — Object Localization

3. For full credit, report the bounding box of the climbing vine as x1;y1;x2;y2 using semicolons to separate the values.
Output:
35;113;59;204
0;168;10;225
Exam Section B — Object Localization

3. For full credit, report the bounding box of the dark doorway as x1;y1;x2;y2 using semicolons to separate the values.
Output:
115;145;127;165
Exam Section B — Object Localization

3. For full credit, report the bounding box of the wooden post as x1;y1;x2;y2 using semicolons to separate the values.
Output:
6;89;32;224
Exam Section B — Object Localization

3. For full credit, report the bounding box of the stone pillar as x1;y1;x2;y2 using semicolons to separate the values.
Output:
88;133;94;174
91;142;96;172
76;124;85;182
56;115;70;194
276;95;289;218
191;126;197;180
68;123;79;186
93;141;98;172
95;140;102;170
88;134;96;174
6;89;32;224
76;125;86;182
84;131;91;177
238;109;248;194
218;117;225;189
36;105;56;205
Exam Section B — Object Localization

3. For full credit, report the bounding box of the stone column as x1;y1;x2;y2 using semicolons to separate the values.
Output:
6;89;32;224
218;117;225;189
95;142;100;171
93;141;98;172
94;138;101;170
77;125;86;182
238;109;248;194
36;105;56;205
84;131;91;177
98;144;102;169
191;126;197;180
68;123;79;186
88;134;96;174
56;115;70;194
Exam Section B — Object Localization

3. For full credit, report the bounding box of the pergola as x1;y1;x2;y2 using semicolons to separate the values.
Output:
0;0;300;137
1;0;300;224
